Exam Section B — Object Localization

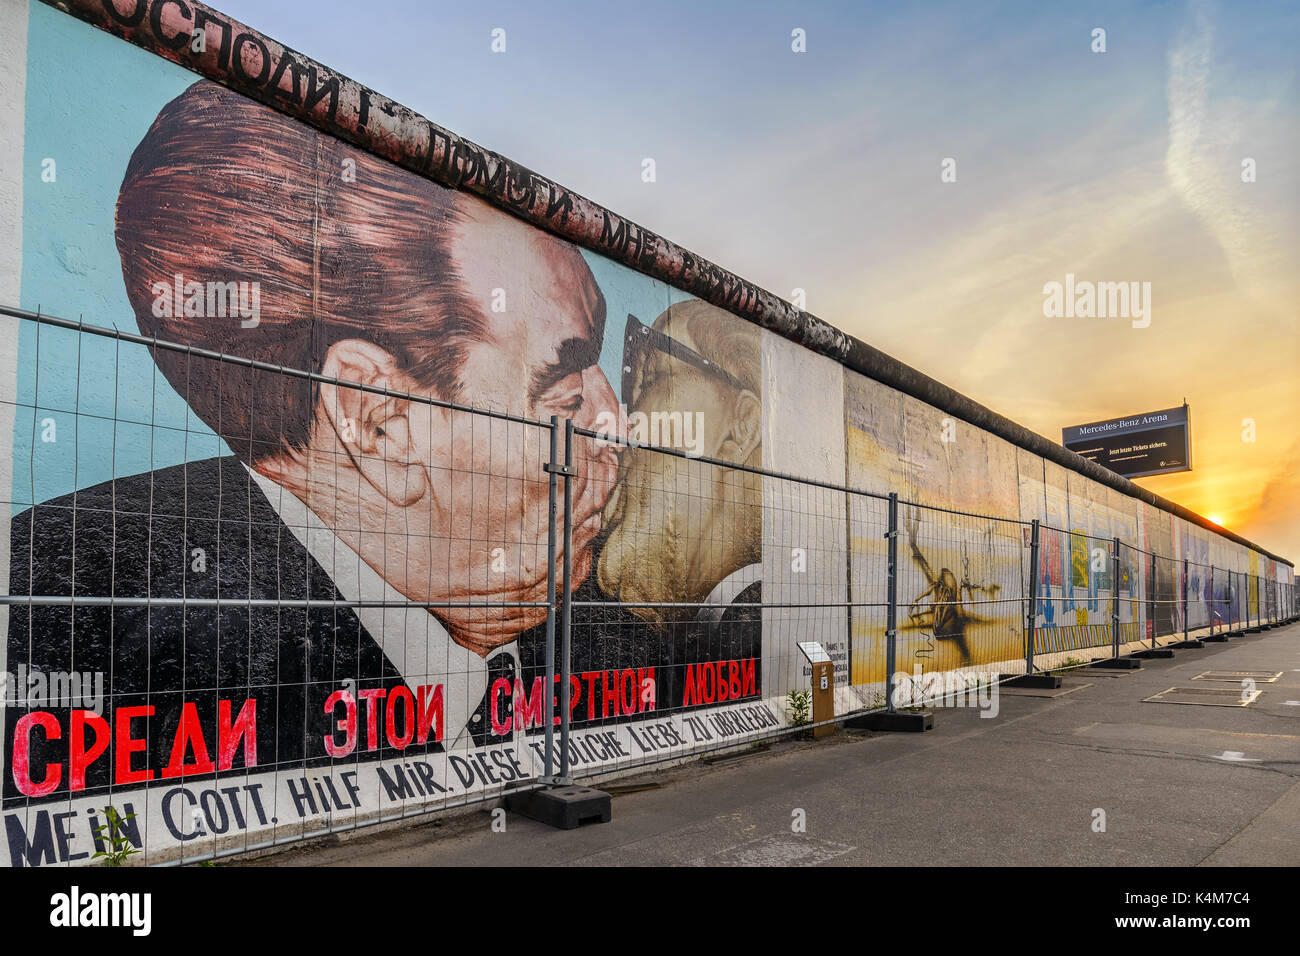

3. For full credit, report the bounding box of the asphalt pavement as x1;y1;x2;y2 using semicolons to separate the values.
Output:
253;621;1300;867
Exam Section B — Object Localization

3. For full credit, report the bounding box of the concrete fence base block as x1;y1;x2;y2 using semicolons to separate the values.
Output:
1168;639;1205;648
1130;648;1176;658
1201;634;1229;643
846;710;935;733
504;785;612;830
1090;657;1143;670
999;673;1063;689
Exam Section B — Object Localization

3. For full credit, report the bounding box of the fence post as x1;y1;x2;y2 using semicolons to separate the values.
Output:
1111;538;1120;658
1149;551;1157;648
885;492;899;711
1209;565;1216;636
541;415;560;784
510;416;613;827
1025;519;1040;675
1182;557;1189;643
558;418;575;782
849;492;933;729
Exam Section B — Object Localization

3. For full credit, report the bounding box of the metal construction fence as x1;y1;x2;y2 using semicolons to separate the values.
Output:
0;306;1294;865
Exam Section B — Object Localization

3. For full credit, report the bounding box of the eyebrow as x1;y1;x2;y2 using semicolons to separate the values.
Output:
529;335;603;400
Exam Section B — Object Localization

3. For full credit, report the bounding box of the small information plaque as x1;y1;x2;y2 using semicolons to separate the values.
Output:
797;641;830;665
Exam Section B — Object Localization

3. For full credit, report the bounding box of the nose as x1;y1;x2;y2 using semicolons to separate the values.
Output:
582;365;625;450
602;474;624;525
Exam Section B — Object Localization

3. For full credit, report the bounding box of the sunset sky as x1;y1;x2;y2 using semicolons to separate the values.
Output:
218;0;1299;559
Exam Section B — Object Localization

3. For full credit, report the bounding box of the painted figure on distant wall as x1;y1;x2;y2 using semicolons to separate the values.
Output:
902;514;1003;664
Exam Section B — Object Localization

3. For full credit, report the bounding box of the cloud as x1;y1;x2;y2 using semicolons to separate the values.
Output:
1164;0;1288;303
1243;435;1300;556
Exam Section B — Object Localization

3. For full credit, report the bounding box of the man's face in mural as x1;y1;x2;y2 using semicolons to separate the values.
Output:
274;210;620;655
597;303;762;624
432;210;621;641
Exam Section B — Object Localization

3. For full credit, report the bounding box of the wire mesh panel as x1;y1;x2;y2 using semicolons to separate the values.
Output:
1207;566;1234;631
1034;525;1127;659
563;430;773;778
1186;560;1213;632
845;492;891;707
561;417;892;780
893;501;1027;677
1115;542;1150;647
2;311;564;865
1151;552;1182;644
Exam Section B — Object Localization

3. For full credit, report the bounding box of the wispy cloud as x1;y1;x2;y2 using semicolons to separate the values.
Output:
1164;0;1287;304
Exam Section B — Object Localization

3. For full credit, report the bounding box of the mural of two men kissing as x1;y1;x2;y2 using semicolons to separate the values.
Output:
3;80;763;805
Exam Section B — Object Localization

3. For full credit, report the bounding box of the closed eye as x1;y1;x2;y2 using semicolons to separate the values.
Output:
540;371;585;416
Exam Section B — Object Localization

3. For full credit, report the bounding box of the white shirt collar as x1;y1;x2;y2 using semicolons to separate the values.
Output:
243;464;516;748
697;562;763;626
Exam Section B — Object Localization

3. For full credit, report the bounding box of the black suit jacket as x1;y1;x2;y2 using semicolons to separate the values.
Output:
3;455;419;804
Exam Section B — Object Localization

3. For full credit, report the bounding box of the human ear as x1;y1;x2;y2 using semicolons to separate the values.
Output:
317;339;429;507
719;389;762;465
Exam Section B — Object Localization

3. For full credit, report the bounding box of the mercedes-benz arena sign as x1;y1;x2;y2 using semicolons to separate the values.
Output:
1062;404;1191;479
